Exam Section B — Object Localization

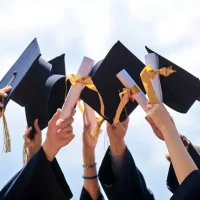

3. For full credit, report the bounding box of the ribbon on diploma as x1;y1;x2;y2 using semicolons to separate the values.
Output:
112;85;141;127
140;65;176;104
66;74;105;117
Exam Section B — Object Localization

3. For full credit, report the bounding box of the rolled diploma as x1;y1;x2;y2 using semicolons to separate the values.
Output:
116;69;148;113
145;53;163;102
59;57;95;120
83;102;97;131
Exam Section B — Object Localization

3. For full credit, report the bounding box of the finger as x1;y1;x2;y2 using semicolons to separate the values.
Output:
49;109;61;124
57;125;73;134
70;108;76;117
1;86;12;93
62;133;75;140
57;117;74;129
83;112;88;127
121;117;129;129
147;104;153;111
24;127;32;138
62;135;75;144
34;119;41;133
0;102;4;108
0;90;8;97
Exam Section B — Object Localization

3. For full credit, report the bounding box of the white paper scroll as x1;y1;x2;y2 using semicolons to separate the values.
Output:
145;53;163;102
117;69;148;113
83;102;97;131
59;57;95;120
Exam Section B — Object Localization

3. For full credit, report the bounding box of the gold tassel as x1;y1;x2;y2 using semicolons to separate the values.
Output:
2;97;11;153
165;154;171;162
91;117;104;138
22;141;28;166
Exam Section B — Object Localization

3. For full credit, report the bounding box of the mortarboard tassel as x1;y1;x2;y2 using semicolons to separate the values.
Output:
23;141;28;166
91;117;104;138
2;97;11;153
166;154;171;162
77;99;104;138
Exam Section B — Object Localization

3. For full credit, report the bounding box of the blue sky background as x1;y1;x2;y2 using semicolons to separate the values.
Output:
0;0;200;199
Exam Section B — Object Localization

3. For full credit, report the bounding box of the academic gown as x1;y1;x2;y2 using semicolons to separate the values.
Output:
167;143;200;199
167;143;200;193
98;147;155;200
80;187;104;200
170;170;200;200
0;147;73;200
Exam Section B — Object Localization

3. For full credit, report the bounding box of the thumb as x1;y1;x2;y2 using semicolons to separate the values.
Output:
34;119;41;133
49;109;61;124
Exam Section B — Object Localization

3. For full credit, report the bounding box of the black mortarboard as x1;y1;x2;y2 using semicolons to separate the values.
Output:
25;54;69;139
145;46;200;113
80;41;145;124
0;38;52;108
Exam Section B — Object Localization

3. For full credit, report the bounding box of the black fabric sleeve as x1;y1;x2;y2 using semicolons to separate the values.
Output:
167;143;200;193
0;147;73;200
79;187;104;200
170;170;200;200
98;147;154;200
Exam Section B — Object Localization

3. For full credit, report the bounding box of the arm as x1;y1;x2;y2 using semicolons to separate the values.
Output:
23;119;42;165
146;104;198;184
98;118;154;200
80;112;102;200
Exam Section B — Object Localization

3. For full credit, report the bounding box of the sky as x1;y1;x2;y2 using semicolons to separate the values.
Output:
0;0;200;199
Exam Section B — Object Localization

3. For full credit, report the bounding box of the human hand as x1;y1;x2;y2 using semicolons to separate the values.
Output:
43;108;76;161
0;86;12;117
82;112;100;151
107;118;129;156
23;119;42;161
146;103;174;133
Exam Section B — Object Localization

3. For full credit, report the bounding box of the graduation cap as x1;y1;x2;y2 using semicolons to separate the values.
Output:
0;39;52;152
25;54;68;140
145;46;200;113
80;41;145;125
0;38;52;108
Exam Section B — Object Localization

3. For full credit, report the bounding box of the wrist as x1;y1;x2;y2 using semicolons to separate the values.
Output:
43;139;58;161
110;139;126;157
83;148;95;165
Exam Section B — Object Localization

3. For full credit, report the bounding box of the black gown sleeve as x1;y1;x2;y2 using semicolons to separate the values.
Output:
0;147;73;200
170;170;200;200
80;187;104;200
98;147;155;200
167;143;200;193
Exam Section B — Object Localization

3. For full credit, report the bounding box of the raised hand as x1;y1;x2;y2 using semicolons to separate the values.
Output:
43;108;76;161
107;117;129;156
23;119;42;163
0;86;12;117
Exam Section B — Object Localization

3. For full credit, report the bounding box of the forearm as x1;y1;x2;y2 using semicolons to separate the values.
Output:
161;125;197;184
43;140;58;162
83;148;99;200
110;138;126;156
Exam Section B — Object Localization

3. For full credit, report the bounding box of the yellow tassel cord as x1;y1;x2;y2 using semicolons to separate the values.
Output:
77;99;104;138
112;85;140;127
165;154;171;162
23;141;28;166
2;97;11;153
140;65;176;104
91;117;105;138
66;74;105;117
